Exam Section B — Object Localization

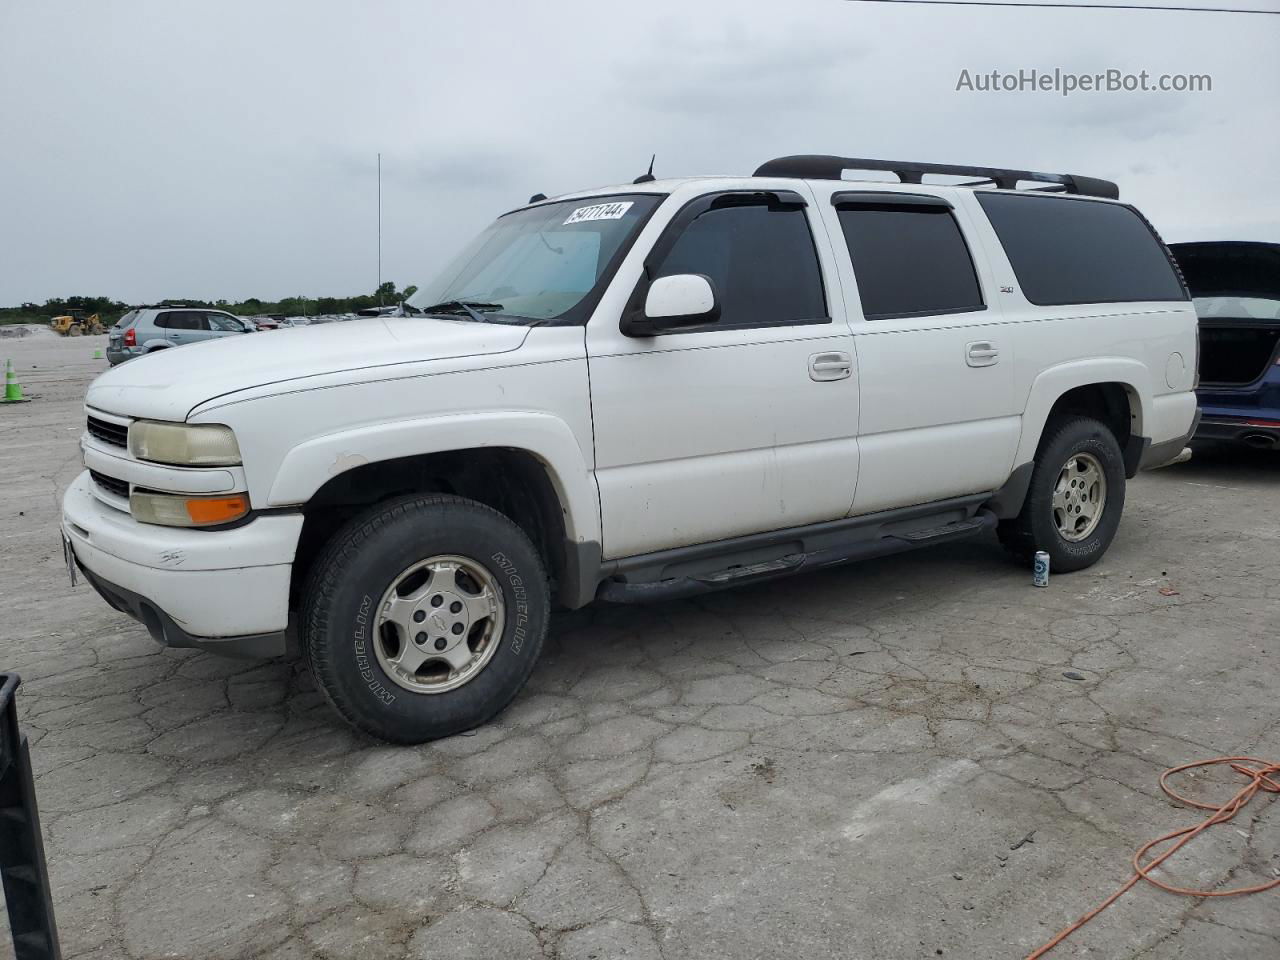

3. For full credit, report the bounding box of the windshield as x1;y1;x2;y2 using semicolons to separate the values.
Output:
408;194;663;324
1194;296;1280;321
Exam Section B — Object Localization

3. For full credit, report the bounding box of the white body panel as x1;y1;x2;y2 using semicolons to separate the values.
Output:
588;334;860;557
63;173;1199;644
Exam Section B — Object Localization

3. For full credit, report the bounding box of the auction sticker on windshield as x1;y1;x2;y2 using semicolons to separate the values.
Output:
563;201;634;224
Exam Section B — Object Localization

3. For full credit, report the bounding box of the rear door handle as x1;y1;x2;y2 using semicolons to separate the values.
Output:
809;351;853;382
966;341;999;367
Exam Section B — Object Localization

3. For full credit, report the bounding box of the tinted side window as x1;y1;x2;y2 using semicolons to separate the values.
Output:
155;311;204;331
654;203;826;327
836;203;984;320
977;193;1186;306
206;313;244;332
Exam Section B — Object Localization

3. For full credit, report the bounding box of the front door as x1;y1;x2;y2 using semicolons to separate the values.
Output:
206;311;251;339
587;188;860;559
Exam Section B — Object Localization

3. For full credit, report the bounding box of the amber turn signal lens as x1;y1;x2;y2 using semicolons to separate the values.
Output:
185;495;250;525
129;491;251;527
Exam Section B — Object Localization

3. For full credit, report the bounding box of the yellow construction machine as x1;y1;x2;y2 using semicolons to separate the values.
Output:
49;310;106;337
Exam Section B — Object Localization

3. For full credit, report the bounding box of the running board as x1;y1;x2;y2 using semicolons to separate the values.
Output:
898;515;990;543
597;509;997;604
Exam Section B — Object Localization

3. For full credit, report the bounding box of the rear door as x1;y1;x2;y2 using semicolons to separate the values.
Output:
155;310;208;346
587;186;860;559
814;187;1020;515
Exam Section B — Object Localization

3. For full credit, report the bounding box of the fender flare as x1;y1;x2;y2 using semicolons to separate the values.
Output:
1013;357;1151;468
141;339;172;352
266;411;600;544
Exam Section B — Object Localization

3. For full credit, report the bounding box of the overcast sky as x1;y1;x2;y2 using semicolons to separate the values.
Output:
1;0;1277;305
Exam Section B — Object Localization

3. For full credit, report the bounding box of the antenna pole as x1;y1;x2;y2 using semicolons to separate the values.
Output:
377;153;382;306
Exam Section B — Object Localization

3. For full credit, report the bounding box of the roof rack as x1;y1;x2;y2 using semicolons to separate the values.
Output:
753;155;1119;200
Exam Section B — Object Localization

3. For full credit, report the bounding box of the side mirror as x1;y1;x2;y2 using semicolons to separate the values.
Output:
621;274;719;337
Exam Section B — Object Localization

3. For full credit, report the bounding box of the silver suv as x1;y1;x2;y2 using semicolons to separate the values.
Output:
107;306;256;365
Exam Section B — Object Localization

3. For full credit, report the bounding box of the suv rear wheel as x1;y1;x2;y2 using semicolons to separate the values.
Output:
998;416;1126;573
303;495;549;743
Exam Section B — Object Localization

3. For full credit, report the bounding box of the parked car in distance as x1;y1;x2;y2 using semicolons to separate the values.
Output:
107;307;256;365
1169;242;1280;450
68;155;1199;743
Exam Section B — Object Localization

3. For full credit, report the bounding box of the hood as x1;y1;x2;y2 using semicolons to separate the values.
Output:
1169;241;1280;300
86;316;530;421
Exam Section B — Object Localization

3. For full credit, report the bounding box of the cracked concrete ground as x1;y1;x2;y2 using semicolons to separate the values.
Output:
2;331;1277;960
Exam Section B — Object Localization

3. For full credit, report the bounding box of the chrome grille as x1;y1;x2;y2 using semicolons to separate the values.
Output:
87;416;128;449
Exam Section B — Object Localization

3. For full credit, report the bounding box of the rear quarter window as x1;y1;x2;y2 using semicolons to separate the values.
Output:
976;193;1187;306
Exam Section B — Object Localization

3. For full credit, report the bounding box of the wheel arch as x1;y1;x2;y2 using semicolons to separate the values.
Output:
1015;361;1149;472
275;414;601;611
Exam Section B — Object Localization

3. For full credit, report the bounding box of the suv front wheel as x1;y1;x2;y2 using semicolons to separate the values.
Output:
998;416;1126;573
303;495;549;743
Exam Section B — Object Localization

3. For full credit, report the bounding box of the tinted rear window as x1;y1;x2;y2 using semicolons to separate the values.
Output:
115;310;139;329
836;203;984;319
977;193;1186;306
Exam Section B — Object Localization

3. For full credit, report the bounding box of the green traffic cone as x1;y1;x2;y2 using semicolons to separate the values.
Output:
3;358;28;403
93;348;104;360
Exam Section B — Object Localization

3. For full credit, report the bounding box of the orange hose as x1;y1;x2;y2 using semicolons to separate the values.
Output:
1026;756;1280;959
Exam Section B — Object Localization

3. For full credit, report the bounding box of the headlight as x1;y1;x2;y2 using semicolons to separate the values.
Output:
130;491;250;527
128;421;241;466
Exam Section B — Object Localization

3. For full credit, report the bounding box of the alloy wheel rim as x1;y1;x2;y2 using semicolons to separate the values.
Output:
1053;453;1107;543
373;554;505;694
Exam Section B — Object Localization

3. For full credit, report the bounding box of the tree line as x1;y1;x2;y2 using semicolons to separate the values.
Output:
0;282;418;325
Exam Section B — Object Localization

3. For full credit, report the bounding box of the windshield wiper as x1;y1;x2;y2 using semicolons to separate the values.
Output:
417;299;505;323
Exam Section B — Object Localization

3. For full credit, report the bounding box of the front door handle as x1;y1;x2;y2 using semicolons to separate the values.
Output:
809;351;853;382
966;341;999;367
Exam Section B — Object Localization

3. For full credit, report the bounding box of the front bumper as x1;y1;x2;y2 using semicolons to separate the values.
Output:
62;470;302;657
77;566;289;658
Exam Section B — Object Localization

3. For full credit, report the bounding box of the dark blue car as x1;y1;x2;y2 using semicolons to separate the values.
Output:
1170;242;1280;451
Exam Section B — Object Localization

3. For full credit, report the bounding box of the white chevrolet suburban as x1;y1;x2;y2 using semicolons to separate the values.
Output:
63;155;1200;743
